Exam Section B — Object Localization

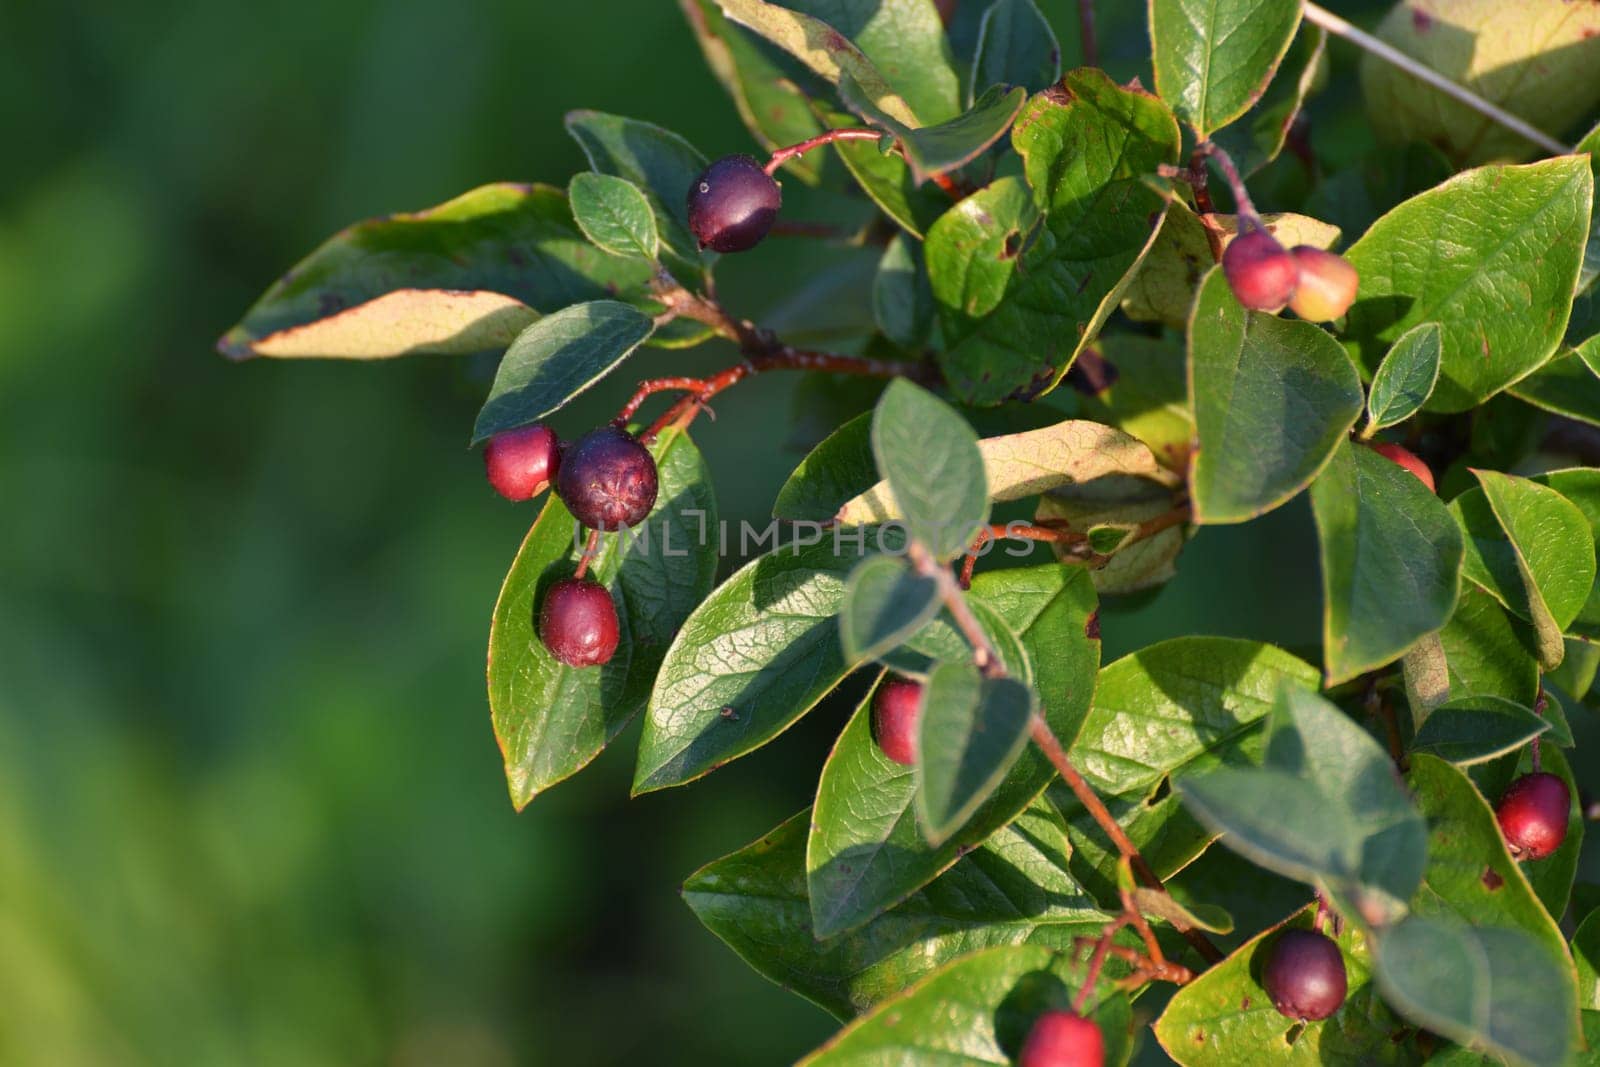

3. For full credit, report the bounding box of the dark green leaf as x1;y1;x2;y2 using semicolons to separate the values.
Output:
1155;906;1411;1065
471;301;654;442
1410;696;1549;766
633;532;888;794
1057;788;1217;911
1431;584;1541;708
928;69;1181;405
683;798;1111;1020
488;430;716;808
819;108;950;238
1074;334;1193;472
797;944;1134;1066
1309;438;1463;684
1373;915;1573;1067
969;0;1061;102
1574;908;1600;1010
808;565;1099;938
1365;321;1442;432
1344;158;1593;412
773;412;878;523
915;661;1035;846
567;172;658;260
1150;0;1303;138
219;183;652;360
1073;637;1320;798
1210;22;1328;178
838;554;940;664
870;379;989;560
1507;348;1600;427
1190;266;1364;524
872;235;934;351
565;109;710;274
840;76;1026;185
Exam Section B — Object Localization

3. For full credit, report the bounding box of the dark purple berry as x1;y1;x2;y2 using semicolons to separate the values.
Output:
484;424;561;501
1222;226;1299;312
687;154;782;253
1496;772;1569;860
555;426;658;530
538;577;619;668
1263;929;1347;1021
872;677;924;766
1019;1010;1104;1067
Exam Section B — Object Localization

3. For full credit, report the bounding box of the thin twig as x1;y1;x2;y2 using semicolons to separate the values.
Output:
1302;2;1570;157
1072;919;1124;1013
573;528;601;580
1196;142;1259;221
1078;0;1099;69
765;128;883;175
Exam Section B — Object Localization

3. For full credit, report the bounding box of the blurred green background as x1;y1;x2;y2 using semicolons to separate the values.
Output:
7;2;1578;1064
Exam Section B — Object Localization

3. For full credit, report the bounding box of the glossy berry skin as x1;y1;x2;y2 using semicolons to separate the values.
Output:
1019;1010;1104;1067
1222;228;1300;312
484;424;561;501
872;677;924;766
555;426;658;530
1288;246;1360;322
538;577;620;668
1370;442;1435;493
1263;929;1348;1021
1497;772;1570;860
687;155;782;253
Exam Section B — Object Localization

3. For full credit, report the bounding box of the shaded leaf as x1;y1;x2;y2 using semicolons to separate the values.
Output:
1507;346;1600;428
842;77;1026;185
1410;696;1549;766
969;0;1061;103
1149;0;1303;139
870;379;989;560
1210;22;1328;178
1365;321;1442;433
1432;583;1541;708
872;235;934;351
1574;908;1600;1011
1073;334;1193;472
567;172;658;259
818;107;950;238
916;661;1035;846
839;554;940;664
773;412;879;523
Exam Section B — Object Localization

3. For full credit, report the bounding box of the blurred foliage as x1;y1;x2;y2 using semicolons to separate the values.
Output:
3;1;1592;1064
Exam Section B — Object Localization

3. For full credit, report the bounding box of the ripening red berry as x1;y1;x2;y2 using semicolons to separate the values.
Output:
1369;442;1435;493
687;155;782;253
1019;1009;1104;1067
1288;246;1360;322
1263;929;1348;1021
1222;226;1300;312
538;577;620;667
484;424;561;501
872;677;924;766
1496;772;1570;860
555;426;659;530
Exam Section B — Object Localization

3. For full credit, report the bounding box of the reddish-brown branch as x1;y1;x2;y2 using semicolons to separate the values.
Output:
573;527;601;579
1078;0;1099;68
959;507;1191;587
1072;919;1125;1013
765;128;882;175
1197;141;1257;221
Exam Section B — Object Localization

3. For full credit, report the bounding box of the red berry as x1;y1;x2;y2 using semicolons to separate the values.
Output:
872;677;924;766
1287;246;1359;322
687;155;782;253
1496;772;1570;860
538;577;620;667
484;424;561;501
555;426;659;530
1222;227;1299;312
1369;442;1435;493
1263;929;1347;1021
1019;1010;1104;1067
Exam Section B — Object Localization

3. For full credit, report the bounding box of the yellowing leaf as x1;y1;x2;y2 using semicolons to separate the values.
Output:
241;289;537;360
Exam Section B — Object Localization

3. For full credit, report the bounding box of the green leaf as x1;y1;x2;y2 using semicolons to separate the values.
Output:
567;172;658;260
1179;687;1428;923
1431;584;1542;708
1344;157;1594;412
1073;637;1320;798
1149;0;1303;139
1309;437;1463;684
1373;915;1573;1067
683;798;1112;1020
1405;755;1574;976
840;415;1179;527
773;412;879;523
680;0;827;184
838;554;940;664
1365;321;1442;433
1074;334;1194;471
1358;0;1600;167
633;533;883;794
915;661;1035;846
1574;908;1600;1010
218;183;652;360
797;943;1134;1067
928;69;1181;405
1508;345;1600;427
1452;471;1596;667
1410;696;1550;766
488;430;716;808
818;107;950;238
1155;906;1410;1065
1533;468;1600;640
840;76;1026;185
808;564;1099;938
564;110;710;275
1189;266;1365;524
713;0;928;127
969;0;1061;102
1210;22;1328;178
872;235;934;351
471;301;655;442
792;0;964;124
870;380;989;560
1058;788;1217;910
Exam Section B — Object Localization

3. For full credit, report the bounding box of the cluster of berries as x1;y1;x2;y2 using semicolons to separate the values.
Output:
1222;223;1360;322
483;424;659;668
